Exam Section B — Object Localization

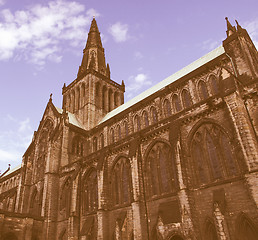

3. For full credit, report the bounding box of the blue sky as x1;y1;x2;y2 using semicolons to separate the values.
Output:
0;0;257;172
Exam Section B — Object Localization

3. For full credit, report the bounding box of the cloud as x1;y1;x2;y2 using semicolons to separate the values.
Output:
0;0;5;7
201;39;220;51
134;51;143;60
244;18;258;48
126;73;152;99
109;22;128;42
0;115;33;171
0;0;99;66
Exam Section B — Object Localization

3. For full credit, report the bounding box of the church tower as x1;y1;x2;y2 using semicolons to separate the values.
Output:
62;18;125;130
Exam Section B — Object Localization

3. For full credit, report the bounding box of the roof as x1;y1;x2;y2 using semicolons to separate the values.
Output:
99;45;225;124
55;106;85;129
0;164;21;179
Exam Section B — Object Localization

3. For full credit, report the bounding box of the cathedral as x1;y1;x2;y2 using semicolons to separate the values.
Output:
0;17;257;240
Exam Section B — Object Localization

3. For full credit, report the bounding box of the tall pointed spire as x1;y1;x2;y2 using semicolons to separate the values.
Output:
225;17;236;37
77;18;108;78
85;17;103;49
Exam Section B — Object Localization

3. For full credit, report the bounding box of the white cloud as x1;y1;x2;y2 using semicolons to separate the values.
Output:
126;73;152;99
0;115;33;171
0;0;99;66
109;22;128;42
201;39;220;51
134;51;143;60
244;18;258;49
0;0;5;7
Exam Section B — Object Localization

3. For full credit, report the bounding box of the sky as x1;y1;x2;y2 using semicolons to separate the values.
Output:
0;0;258;173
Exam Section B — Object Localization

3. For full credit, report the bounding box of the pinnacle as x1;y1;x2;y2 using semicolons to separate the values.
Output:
89;17;100;33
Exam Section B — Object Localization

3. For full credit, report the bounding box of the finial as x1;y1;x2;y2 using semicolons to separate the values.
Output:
93;16;95;19
63;83;66;89
225;17;236;37
49;93;53;102
235;19;243;30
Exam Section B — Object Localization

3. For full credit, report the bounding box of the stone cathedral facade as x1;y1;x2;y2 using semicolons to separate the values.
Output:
0;18;257;240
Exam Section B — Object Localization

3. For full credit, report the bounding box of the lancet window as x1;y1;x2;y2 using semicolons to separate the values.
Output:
111;157;132;206
151;107;158;124
164;99;172;117
198;80;209;100
60;178;72;218
145;141;177;198
182;89;193;108
72;136;84;156
82;169;98;214
209;75;219;95
134;115;141;131
143;111;149;128
172;94;182;112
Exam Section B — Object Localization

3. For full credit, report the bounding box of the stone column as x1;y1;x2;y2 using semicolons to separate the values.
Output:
130;149;148;240
175;141;196;239
97;168;109;239
224;92;258;207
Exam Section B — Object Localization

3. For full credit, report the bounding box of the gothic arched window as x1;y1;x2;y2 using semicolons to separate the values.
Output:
82;169;98;214
172;94;182;112
124;121;129;137
60;178;72;218
117;125;122;140
236;214;258;240
198;80;209;101
95;82;101;108
151;107;158;124
110;128;115;143
182;89;193;108
36;119;53;182
209;75;219;95
146;141;177;198
191;123;239;185
93;137;98;152
164;99;172;117
100;133;104;148
108;88;113;111
72;136;84;156
102;85;107;111
143;111;149;128
134;115;141;132
111;158;132;206
205;220;219;240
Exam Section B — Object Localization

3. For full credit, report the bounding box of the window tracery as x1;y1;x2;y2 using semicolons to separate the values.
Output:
60;178;72;218
82;169;98;214
146;141;177;198
191;123;239;185
111;158;132;206
72;136;84;156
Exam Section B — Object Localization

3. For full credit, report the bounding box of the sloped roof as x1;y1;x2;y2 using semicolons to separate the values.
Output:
54;106;85;130
99;45;225;124
0;164;21;179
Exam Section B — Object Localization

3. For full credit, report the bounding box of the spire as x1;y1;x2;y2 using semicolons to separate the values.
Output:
77;18;107;78
85;18;103;49
225;17;236;37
